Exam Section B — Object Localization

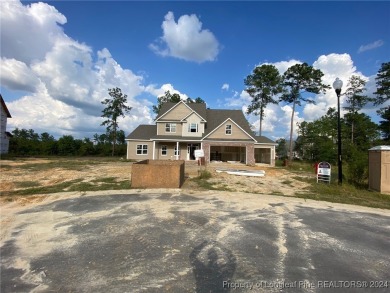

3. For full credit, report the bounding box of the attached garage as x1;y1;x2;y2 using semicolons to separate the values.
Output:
254;136;277;166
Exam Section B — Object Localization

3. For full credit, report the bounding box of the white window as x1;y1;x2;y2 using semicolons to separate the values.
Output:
161;145;167;156
165;123;176;133
188;123;198;133
136;144;148;155
225;124;232;135
174;145;180;156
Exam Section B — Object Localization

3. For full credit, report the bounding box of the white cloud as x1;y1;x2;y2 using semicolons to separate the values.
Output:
0;57;41;92
1;0;155;138
225;54;372;140
261;59;301;75
0;0;67;64
358;40;384;53
221;83;229;91
145;83;189;101
149;11;220;63
309;53;369;120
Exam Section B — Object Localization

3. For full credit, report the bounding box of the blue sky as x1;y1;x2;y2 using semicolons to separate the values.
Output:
1;0;389;140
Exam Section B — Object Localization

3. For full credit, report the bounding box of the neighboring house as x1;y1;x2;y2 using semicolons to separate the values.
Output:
126;101;276;166
0;95;12;154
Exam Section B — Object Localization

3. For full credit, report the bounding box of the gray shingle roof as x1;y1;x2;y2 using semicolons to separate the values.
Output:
127;103;276;145
155;102;207;121
126;125;156;140
254;136;276;144
204;109;255;139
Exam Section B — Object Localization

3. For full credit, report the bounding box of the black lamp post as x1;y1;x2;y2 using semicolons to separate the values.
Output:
333;77;343;184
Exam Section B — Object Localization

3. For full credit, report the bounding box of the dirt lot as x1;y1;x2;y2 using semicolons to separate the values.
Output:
1;159;389;292
0;158;311;201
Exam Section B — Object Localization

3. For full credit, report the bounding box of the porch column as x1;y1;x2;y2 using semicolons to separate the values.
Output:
153;141;156;160
176;141;179;160
246;143;255;166
203;142;210;163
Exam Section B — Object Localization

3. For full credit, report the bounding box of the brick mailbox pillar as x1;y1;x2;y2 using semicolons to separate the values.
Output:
368;146;390;194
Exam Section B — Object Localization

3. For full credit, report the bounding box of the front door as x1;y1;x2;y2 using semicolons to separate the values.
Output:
187;144;200;160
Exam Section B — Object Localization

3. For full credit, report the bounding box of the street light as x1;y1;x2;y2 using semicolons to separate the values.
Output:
333;77;343;185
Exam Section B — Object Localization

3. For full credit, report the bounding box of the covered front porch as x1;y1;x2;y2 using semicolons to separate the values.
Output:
153;141;201;161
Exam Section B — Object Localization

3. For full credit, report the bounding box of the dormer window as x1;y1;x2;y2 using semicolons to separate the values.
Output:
165;123;176;133
225;124;232;135
188;123;198;133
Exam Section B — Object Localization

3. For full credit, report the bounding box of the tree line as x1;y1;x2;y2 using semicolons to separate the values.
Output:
7;88;205;157
244;62;390;163
263;62;389;185
8;128;128;157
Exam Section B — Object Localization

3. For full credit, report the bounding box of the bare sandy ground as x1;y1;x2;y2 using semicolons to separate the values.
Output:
1;160;389;292
0;159;311;201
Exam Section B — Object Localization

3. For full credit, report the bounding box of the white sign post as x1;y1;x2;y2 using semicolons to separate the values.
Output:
194;149;205;168
317;162;331;184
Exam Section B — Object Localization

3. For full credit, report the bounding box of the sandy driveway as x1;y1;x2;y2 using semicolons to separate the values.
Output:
1;190;389;292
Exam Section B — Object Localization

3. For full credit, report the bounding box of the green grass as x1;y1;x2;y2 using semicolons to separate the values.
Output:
0;157;133;172
3;179;84;196
294;177;390;209
3;178;132;197
198;169;212;179
281;179;293;186
14;181;41;188
67;180;131;192
91;177;118;184
10;160;102;172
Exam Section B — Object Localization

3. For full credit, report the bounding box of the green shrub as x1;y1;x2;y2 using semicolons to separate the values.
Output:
198;169;212;179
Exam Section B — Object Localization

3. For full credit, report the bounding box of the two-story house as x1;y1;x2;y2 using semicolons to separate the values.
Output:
126;101;276;166
0;95;12;154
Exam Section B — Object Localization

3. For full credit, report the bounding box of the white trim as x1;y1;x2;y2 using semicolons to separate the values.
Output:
175;142;180;160
152;138;202;142
202;118;256;141
181;111;207;122
202;140;253;143
254;143;278;146
161;145;167;156
225;124;232;135
125;139;152;141
156;100;194;121
136;144;148;155
188;122;198;133
165;123;177;133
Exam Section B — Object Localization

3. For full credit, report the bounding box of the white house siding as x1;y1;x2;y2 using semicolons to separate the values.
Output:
182;113;204;137
155;142;184;160
1;105;10;154
157;123;183;136
159;103;192;120
206;120;252;140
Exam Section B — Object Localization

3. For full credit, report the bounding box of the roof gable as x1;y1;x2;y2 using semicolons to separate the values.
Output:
0;95;12;118
156;101;191;121
204;109;254;137
156;101;207;121
203;117;256;141
181;111;206;122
